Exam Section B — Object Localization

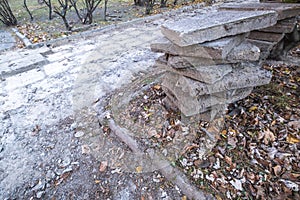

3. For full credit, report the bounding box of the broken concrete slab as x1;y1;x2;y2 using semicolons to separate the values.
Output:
259;17;298;33
246;39;276;59
151;34;246;59
247;31;285;43
155;56;232;84
161;10;277;46
163;95;228;122
163;83;253;116
220;2;300;20
162;66;272;98
0;53;47;78
226;41;261;61
0;29;16;52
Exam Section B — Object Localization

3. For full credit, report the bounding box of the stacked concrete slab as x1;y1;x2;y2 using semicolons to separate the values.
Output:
151;3;300;118
220;2;300;60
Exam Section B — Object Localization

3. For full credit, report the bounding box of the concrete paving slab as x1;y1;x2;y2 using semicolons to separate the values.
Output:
156;56;233;84
151;34;246;59
161;10;277;46
220;2;300;20
162;65;272;98
163;84;253;116
0;52;47;78
4;68;46;90
0;29;16;52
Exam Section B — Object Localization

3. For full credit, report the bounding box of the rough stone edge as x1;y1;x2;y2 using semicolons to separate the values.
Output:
109;119;215;200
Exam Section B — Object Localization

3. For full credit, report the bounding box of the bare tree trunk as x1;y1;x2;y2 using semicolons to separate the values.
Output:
53;0;71;30
145;0;155;15
134;0;145;6
0;0;17;26
160;0;167;7
69;0;83;22
70;0;102;24
24;0;33;21
43;0;53;20
104;0;108;21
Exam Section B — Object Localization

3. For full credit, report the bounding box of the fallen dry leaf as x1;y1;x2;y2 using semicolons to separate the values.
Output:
288;120;300;129
273;165;282;176
249;106;258;112
99;161;108;172
181;196;187;200
227;136;237;149
229;178;244;191
224;155;232;166
136;166;143;173
153;85;161;90
263;129;276;145
286;134;300;144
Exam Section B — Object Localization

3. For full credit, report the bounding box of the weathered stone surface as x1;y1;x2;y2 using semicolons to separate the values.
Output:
248;31;284;43
161;10;277;46
226;41;261;61
246;39;276;59
0;30;15;52
164;95;228;121
151;34;246;59
155;56;232;84
168;56;193;69
220;3;300;20
162;66;271;98
259;17;298;33
163;82;253;116
0;53;47;78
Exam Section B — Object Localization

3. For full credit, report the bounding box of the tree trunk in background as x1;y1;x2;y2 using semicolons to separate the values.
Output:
53;0;71;30
24;0;34;21
42;0;53;20
134;0;146;6
104;0;108;21
0;0;17;26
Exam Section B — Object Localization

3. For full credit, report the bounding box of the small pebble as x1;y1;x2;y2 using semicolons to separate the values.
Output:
74;131;84;138
36;191;45;199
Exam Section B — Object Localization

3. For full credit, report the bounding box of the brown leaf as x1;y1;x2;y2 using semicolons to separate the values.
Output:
153;85;161;90
255;185;265;199
288;120;300;130
247;172;256;184
249;106;258;112
272;165;282;176
99;161;108;172
227;136;237;149
224;156;232;166
55;171;71;186
263;129;275;145
181;196;187;200
136;166;143;173
282;172;300;181
286;134;300;144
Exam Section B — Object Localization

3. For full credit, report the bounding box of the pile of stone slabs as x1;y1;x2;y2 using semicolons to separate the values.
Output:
151;9;278;117
220;2;300;60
